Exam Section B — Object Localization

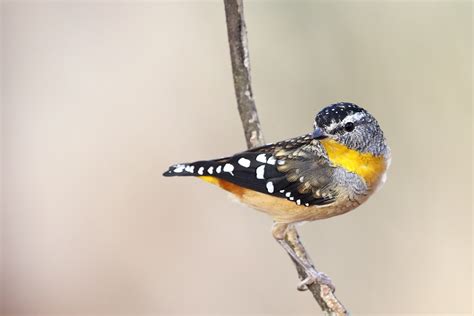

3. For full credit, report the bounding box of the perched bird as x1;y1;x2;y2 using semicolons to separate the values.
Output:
164;102;390;290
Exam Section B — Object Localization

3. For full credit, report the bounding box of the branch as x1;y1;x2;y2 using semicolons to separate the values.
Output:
223;0;348;314
223;0;265;149
285;226;347;314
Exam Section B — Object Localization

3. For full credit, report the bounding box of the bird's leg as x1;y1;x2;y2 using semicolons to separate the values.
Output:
272;222;335;292
285;224;335;292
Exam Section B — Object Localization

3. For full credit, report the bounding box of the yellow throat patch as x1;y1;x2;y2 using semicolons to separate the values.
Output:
320;138;386;188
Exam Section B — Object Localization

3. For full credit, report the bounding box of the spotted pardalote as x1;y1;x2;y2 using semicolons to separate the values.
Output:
164;102;391;290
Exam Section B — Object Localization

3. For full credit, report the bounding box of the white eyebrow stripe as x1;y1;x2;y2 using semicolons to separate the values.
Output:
325;112;367;133
342;112;366;124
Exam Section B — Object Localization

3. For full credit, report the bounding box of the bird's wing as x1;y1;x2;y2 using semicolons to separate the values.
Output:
208;134;337;207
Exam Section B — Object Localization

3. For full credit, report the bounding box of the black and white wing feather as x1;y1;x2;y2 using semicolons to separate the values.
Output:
164;134;337;207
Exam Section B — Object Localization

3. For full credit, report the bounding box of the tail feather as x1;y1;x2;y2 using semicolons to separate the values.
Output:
163;160;221;177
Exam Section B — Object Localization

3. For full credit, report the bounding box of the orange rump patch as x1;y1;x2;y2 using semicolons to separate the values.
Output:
199;176;246;197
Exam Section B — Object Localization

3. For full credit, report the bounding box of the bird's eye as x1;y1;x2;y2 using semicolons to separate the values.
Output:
344;122;355;132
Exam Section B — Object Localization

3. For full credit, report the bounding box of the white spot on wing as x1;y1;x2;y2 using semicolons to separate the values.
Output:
256;154;267;163
173;164;185;173
238;158;251;168
208;166;214;174
267;156;276;165
256;165;265;179
296;199;301;205
266;181;274;193
197;167;204;175
185;165;194;173
216;166;222;173
223;163;234;175
285;192;291;198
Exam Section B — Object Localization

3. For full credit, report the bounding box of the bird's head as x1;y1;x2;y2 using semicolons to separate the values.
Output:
312;102;388;157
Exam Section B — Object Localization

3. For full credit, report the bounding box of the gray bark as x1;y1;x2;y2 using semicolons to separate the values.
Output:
223;0;265;149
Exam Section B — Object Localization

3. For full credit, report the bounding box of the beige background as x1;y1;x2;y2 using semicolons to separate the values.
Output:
1;1;472;315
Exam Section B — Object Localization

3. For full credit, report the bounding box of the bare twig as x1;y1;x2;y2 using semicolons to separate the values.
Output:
223;0;347;314
223;0;265;149
286;226;347;314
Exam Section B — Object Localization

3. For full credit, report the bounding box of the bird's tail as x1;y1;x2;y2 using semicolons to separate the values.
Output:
163;160;225;177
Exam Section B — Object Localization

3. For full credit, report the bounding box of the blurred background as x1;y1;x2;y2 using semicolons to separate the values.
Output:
1;1;472;315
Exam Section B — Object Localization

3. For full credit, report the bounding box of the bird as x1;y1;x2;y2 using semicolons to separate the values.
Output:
163;102;391;291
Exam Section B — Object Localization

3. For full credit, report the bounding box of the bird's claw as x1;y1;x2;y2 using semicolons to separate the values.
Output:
296;271;335;292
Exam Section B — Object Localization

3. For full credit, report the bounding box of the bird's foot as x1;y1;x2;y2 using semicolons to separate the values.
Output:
297;270;335;292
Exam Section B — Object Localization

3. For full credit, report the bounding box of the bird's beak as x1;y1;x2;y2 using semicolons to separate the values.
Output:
312;128;328;140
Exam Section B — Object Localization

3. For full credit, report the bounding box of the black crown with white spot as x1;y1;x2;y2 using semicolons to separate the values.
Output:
315;102;367;128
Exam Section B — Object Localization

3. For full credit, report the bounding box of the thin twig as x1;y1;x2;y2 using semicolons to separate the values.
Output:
286;226;347;314
223;0;265;149
223;0;348;314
